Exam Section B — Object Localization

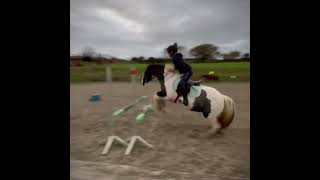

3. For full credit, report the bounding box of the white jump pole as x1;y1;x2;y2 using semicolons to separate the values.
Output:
131;75;136;86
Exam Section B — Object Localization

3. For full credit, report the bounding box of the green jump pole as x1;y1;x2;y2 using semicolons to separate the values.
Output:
112;96;148;117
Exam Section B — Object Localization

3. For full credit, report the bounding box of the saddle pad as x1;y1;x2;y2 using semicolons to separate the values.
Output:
173;76;202;98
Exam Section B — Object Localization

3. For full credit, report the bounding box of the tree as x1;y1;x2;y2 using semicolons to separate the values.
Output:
229;51;241;59
214;51;223;60
148;57;155;61
147;57;157;63
82;46;96;62
138;56;145;61
177;45;186;52
131;57;138;61
242;53;250;59
223;51;241;60
177;45;188;57
189;44;219;60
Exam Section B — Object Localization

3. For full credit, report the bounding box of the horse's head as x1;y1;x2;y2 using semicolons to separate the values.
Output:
141;64;165;85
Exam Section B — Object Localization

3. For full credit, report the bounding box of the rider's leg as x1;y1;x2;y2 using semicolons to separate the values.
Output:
181;71;193;106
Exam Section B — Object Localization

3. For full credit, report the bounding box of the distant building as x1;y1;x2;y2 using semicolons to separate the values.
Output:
70;56;83;66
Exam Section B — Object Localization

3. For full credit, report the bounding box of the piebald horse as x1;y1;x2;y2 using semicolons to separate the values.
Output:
141;64;235;137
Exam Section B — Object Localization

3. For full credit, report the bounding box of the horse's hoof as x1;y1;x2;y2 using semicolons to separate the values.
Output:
183;99;188;106
199;133;209;139
188;133;199;138
157;91;166;97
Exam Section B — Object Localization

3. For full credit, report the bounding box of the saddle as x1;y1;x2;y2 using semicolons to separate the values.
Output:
172;77;202;102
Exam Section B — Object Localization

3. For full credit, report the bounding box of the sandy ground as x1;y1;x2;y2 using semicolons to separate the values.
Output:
70;82;250;180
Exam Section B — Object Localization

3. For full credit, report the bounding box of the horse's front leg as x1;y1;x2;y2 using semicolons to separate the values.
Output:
156;78;167;97
152;92;168;112
157;90;167;97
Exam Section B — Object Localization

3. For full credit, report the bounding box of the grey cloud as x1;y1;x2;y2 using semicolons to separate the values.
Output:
71;0;250;59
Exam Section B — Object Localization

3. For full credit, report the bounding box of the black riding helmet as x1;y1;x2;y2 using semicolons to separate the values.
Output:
166;43;178;57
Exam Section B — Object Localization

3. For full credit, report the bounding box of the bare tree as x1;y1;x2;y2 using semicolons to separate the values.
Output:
82;46;96;62
242;53;250;59
189;44;220;60
223;51;241;60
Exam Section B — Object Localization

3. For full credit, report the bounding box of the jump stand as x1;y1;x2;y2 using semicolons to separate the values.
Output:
101;136;128;155
101;135;154;155
125;136;154;155
89;94;101;102
104;97;154;156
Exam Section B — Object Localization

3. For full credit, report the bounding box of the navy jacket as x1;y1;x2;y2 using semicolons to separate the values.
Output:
171;53;192;74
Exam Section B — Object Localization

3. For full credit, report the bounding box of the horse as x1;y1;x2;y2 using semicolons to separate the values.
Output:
141;64;235;138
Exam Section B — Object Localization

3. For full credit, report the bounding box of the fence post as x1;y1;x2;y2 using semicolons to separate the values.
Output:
106;65;112;83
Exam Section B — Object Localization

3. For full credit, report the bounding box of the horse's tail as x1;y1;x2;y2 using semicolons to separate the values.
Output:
217;95;235;129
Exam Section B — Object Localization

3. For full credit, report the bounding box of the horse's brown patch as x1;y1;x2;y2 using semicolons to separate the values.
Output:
217;98;235;129
191;90;211;118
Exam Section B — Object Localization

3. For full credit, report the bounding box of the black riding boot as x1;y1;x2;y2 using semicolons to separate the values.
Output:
180;71;192;106
183;95;188;106
182;84;190;106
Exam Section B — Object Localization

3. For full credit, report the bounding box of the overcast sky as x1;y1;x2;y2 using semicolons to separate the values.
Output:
70;0;250;59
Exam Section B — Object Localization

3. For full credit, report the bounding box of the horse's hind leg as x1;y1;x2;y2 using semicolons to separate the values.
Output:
200;116;221;138
208;117;222;137
152;93;166;112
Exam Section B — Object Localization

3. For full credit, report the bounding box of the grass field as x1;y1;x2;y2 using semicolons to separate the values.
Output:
70;62;250;83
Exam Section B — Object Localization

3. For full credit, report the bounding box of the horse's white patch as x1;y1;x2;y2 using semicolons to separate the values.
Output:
145;63;235;136
141;75;144;84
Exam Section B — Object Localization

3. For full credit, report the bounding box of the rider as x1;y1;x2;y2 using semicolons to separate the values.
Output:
166;43;193;106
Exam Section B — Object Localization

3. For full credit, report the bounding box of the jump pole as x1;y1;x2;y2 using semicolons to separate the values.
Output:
122;104;155;155
135;104;153;122
103;100;155;156
112;96;148;117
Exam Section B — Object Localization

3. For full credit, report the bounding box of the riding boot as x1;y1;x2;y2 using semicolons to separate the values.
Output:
182;84;190;106
183;94;188;106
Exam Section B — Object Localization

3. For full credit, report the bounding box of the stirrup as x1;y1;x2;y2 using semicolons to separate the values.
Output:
187;80;201;86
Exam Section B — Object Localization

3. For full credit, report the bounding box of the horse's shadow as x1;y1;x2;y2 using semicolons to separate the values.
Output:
188;127;225;139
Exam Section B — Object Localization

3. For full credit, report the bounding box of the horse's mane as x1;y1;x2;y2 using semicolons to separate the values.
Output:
144;63;177;78
144;64;165;79
164;63;176;73
145;64;164;71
